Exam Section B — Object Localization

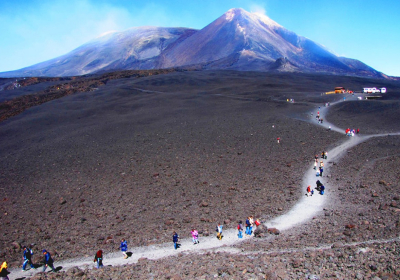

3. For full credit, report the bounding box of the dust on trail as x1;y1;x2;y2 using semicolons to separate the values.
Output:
10;96;400;279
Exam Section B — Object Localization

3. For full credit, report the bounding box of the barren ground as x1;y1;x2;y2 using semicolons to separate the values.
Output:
1;71;400;279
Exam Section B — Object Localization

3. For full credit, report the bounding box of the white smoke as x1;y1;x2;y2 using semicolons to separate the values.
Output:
249;3;267;16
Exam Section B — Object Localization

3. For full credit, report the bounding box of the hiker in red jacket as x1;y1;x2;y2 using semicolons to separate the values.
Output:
94;250;104;268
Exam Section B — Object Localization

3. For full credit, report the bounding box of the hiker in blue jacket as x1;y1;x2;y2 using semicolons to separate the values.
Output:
22;245;35;271
173;232;179;249
42;250;56;272
245;217;251;235
320;185;325;195
119;239;128;259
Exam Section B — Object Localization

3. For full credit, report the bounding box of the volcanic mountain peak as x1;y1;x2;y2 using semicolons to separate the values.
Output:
0;8;387;78
224;8;282;29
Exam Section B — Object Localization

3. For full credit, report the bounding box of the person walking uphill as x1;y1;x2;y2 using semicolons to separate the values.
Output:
191;229;199;244
306;185;312;197
42;250;56;272
94;250;104;268
0;262;9;280
173;232;179;249
216;224;223;240
249;216;254;235
22;245;35;271
237;221;243;238
119;239;128;259
245;217;251;235
319;161;324;177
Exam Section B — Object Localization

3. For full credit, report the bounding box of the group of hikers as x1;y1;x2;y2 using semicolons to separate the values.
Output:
0;217;263;279
314;151;327;177
238;216;261;238
0;246;56;279
307;149;328;197
172;216;262;251
306;180;326;196
345;128;359;136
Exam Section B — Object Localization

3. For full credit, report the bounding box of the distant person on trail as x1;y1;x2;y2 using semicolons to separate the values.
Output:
306;185;312;197
22;245;35;271
0;261;10;280
255;218;261;227
237;221;243;238
191;229;199;245
320;185;325;195
173;232;179;249
249;216;254;235
356;128;360;134
245;217;251;235
319;161;324;177
324;151;328;160
277;137;280;144
42;250;56;272
119;239;128;259
93;250;103;268
216;224;223;240
316;180;323;191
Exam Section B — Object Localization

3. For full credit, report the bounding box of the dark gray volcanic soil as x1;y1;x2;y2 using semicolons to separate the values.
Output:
0;80;63;102
326;100;400;134
1;71;400;279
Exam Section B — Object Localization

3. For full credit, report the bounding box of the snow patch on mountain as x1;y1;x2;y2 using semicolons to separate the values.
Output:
225;9;235;21
240;49;257;57
252;12;282;29
236;23;245;34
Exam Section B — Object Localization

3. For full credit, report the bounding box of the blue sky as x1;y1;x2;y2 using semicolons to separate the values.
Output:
1;0;399;76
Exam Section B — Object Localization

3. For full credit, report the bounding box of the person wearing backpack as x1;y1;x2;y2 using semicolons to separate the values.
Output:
22;245;35;271
93;250;103;268
237;221;243;238
42;250;56;272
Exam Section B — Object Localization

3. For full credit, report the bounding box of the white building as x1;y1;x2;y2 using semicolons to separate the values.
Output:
363;87;386;94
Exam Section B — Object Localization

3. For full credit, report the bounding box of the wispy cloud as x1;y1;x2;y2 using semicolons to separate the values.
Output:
249;3;267;16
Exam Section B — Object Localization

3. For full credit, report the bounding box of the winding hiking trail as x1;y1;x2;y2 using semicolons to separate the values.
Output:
10;96;400;279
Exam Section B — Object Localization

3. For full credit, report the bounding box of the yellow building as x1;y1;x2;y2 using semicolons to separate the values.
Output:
334;87;345;93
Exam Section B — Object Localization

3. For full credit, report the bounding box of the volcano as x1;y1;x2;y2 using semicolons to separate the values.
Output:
0;8;385;78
